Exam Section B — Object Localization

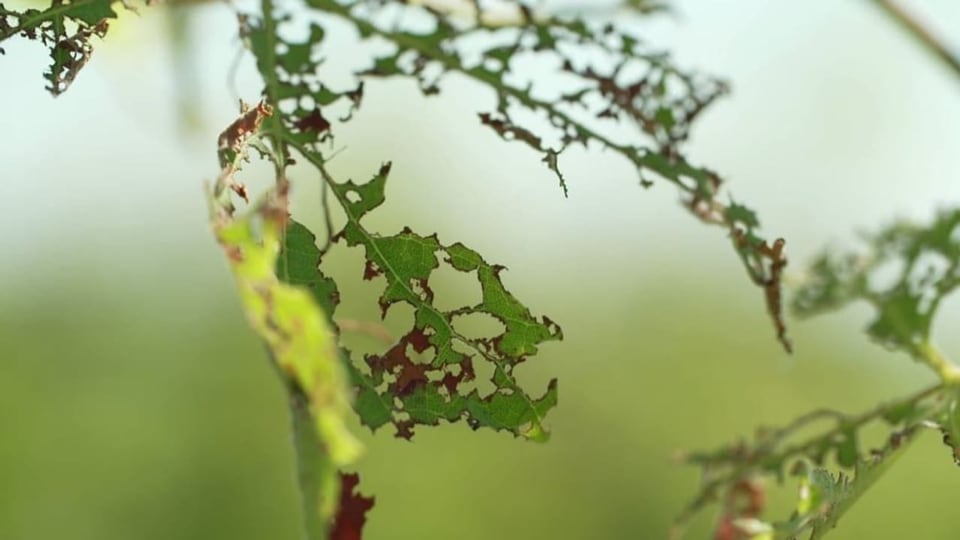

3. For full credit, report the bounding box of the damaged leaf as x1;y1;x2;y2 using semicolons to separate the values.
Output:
330;472;375;540
0;0;125;95
794;208;960;364
675;384;948;539
298;159;562;441
290;0;789;351
209;103;361;537
248;0;563;443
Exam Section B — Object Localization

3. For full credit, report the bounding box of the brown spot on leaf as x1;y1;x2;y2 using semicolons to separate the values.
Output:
407;326;431;353
296;108;331;136
395;419;415;440
217;100;273;166
329;472;375;540
395;362;429;396
363;260;382;280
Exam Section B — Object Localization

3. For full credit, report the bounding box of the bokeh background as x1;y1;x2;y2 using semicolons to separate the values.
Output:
3;0;960;538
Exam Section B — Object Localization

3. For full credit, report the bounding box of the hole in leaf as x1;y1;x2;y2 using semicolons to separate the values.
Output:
451;312;505;341
428;261;482;312
867;258;905;292
483;57;502;73
470;353;496;397
299;94;316;111
278;99;298;115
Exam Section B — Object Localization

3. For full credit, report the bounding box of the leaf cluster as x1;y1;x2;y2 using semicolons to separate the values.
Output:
794;209;960;363
306;0;791;351
0;0;128;94
679;209;960;539
4;0;807;537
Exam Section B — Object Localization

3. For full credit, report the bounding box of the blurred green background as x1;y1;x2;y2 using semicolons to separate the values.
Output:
2;1;960;538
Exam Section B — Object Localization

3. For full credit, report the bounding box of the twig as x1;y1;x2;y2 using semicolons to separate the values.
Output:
674;382;945;531
868;0;960;83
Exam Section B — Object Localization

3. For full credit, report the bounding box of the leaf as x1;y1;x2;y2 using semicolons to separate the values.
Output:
330;472;375;540
209;102;362;536
278;219;341;318
675;384;947;538
775;426;919;539
794;208;960;362
325;162;562;441
240;13;363;148
247;0;564;442
938;390;960;465
0;0;125;95
288;0;790;351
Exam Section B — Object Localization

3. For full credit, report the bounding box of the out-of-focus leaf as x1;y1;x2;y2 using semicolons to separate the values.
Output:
330;472;375;540
675;384;947;538
774;426;919;539
248;0;789;352
0;0;127;95
794;209;960;361
246;0;563;443
209;102;361;537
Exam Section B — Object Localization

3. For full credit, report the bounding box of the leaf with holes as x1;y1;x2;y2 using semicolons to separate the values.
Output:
794;208;960;359
324;162;562;441
0;0;129;95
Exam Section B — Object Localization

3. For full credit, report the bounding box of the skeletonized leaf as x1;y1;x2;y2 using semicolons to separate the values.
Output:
301;0;789;351
246;0;564;442
236;0;788;352
0;0;127;95
794;208;960;360
280;161;562;441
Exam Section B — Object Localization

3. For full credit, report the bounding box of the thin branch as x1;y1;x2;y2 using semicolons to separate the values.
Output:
674;382;945;530
868;0;960;83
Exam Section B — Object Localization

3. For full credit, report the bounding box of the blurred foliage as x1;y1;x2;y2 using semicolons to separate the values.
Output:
210;100;363;538
0;0;124;94
794;209;960;363
678;209;960;539
4;0;960;538
5;267;960;539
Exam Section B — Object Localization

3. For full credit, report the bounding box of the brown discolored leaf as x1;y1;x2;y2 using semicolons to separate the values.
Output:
329;472;375;540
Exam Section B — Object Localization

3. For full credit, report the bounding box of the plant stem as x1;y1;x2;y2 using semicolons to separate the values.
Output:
290;391;334;540
918;341;960;384
675;382;944;528
255;0;332;534
867;0;960;83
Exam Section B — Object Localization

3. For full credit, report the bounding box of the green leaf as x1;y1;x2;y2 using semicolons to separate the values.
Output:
244;0;564;443
325;162;563;440
209;103;361;539
835;429;858;468
298;0;789;352
242;15;362;147
939;391;960;465
777;427;919;539
676;384;946;538
64;0;116;25
0;0;124;95
794;208;960;363
278;219;340;317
